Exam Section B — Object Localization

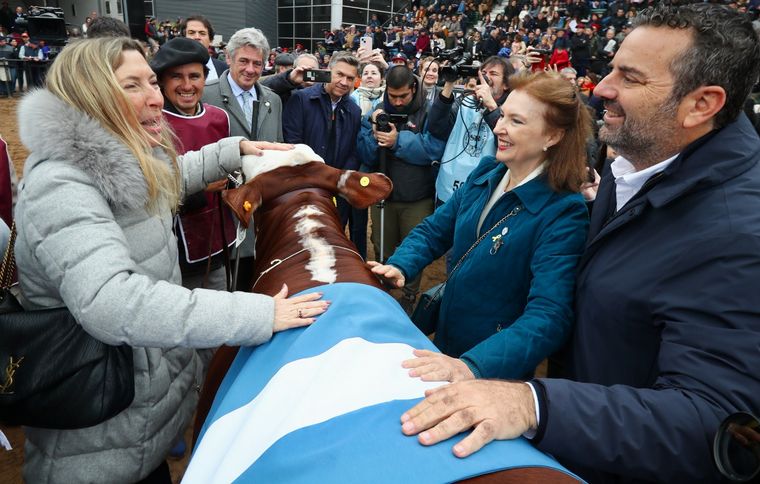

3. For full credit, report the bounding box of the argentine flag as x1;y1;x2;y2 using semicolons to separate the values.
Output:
184;283;578;483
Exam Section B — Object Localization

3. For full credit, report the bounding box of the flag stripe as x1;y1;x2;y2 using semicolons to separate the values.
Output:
185;338;439;483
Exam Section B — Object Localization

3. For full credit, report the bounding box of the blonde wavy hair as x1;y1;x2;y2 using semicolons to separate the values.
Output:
45;37;181;210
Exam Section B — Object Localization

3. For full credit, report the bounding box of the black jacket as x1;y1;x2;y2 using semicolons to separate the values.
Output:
535;114;760;482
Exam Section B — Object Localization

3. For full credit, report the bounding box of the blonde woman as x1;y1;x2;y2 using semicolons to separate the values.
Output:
14;37;328;483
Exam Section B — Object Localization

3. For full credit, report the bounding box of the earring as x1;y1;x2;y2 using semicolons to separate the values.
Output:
542;146;548;152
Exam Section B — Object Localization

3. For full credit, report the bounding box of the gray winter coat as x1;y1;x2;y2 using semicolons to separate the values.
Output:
15;89;275;483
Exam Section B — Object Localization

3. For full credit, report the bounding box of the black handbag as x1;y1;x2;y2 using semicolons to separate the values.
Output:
0;223;135;429
411;282;444;335
411;205;523;336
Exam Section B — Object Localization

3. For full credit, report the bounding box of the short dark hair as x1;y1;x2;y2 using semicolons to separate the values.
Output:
180;15;214;41
385;65;415;90
329;51;359;70
86;17;130;38
634;3;760;128
481;55;515;87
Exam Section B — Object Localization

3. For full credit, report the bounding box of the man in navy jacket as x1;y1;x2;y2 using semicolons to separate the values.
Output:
282;52;361;226
399;4;760;482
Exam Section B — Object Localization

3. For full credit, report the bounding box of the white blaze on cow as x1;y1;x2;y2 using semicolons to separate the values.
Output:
293;205;337;284
336;170;354;191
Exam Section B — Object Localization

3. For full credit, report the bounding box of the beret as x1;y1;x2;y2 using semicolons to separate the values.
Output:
274;53;295;66
150;37;209;75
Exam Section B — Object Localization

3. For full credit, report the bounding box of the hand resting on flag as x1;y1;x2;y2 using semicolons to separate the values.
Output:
401;380;537;458
402;349;475;382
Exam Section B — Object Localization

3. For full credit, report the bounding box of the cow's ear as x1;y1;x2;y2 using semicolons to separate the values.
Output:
221;185;263;228
337;171;393;209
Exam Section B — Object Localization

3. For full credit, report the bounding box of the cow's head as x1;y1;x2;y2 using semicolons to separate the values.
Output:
222;144;393;228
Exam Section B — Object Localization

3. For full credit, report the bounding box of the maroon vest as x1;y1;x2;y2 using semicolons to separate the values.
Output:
165;104;236;268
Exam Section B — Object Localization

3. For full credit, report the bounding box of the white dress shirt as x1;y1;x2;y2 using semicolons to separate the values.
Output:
611;154;678;211
205;57;219;83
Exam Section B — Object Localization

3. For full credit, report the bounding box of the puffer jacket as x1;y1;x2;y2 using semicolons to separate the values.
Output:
15;89;276;483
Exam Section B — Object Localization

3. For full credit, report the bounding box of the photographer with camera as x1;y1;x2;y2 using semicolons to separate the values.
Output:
356;65;446;312
429;56;514;209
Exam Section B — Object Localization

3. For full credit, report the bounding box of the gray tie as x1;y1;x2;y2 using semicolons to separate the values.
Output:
241;91;253;131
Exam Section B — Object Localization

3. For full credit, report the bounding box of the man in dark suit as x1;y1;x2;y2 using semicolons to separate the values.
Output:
181;15;228;84
398;4;760;482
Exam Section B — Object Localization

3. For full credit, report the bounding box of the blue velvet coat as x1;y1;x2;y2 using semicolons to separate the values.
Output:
387;156;589;379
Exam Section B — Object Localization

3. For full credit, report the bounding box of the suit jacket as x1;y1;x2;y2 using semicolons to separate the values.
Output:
201;71;283;142
535;114;760;482
211;58;227;78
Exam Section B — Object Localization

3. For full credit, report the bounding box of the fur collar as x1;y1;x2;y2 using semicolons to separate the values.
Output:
18;89;150;209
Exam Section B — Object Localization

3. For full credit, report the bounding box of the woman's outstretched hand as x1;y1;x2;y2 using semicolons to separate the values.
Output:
272;283;330;332
403;349;475;382
367;261;406;288
240;141;295;157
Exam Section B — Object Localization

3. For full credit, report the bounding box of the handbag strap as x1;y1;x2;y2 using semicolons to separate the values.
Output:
424;204;523;307
0;221;15;291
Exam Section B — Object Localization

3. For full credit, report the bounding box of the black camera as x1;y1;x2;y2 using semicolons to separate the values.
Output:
437;47;463;62
529;48;552;56
303;69;332;83
437;47;479;83
375;113;409;132
441;63;480;82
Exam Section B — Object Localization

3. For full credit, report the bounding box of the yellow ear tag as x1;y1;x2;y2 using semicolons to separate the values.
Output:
332;196;337;207
360;176;370;187
243;201;252;212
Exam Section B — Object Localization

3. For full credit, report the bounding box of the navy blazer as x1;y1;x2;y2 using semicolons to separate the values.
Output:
535;114;760;482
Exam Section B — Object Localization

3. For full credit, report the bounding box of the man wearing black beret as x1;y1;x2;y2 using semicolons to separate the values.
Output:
150;37;235;293
273;52;294;74
151;37;210;116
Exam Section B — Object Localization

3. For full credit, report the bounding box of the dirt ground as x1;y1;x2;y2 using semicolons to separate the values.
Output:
0;95;448;483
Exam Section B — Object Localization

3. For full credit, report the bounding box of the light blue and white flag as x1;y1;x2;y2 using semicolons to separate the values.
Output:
184;283;578;483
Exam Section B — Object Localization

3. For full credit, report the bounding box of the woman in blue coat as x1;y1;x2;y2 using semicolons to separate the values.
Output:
370;72;592;381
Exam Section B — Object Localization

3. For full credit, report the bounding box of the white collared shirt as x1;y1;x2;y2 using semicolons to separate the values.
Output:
611;154;678;211
205;57;219;83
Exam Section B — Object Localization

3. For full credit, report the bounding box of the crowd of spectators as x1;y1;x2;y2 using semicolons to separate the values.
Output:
3;0;760;101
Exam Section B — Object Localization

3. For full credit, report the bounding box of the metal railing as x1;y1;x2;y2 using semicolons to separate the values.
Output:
0;58;52;98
